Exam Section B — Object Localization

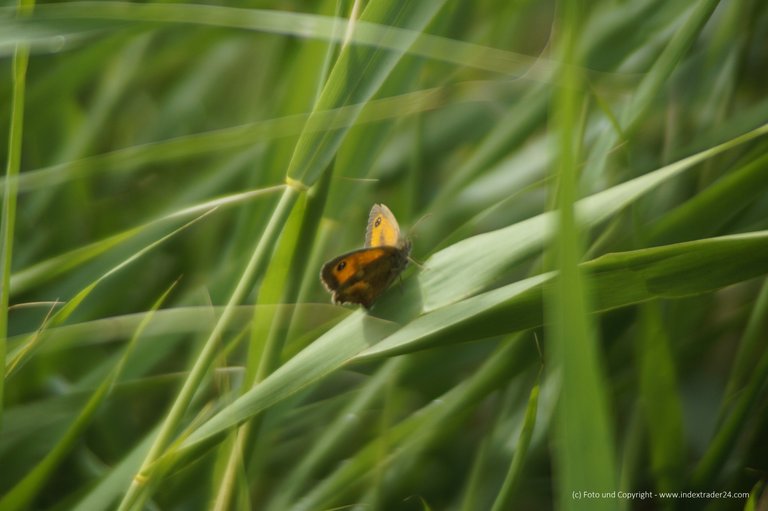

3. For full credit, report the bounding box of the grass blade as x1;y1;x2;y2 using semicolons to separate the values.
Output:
0;0;32;425
0;280;178;511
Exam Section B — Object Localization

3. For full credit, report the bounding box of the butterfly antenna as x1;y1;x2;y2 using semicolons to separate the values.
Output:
408;212;433;240
407;255;425;269
533;331;545;373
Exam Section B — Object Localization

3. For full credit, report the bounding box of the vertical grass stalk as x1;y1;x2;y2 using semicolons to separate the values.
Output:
548;2;617;509
0;0;34;426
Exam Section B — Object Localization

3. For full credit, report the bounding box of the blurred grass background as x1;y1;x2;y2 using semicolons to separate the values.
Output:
1;1;768;510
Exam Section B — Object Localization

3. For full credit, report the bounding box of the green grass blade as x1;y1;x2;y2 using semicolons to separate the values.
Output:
581;0;720;189
721;278;768;408
692;278;768;489
5;208;215;378
266;359;407;510
4;304;342;358
70;426;159;511
0;0;32;425
635;304;684;493
10;186;281;295
359;231;768;359
0;2;565;79
163;231;768;468
648;150;768;245
116;187;300;511
293;334;535;510
421;122;768;311
6;88;446;194
170;310;398;457
620;0;720;133
0;280;177;511
548;5;616;508
490;380;540;511
286;0;449;186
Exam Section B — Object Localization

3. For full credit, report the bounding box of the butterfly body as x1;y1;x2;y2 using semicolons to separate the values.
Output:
320;204;411;309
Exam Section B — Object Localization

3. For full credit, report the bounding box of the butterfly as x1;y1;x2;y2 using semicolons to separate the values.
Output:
320;203;412;309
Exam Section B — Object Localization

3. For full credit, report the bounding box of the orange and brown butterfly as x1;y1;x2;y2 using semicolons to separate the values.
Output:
320;203;412;309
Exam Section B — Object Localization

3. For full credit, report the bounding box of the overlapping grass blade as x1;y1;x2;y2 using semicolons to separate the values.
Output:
360;231;768;360
165;230;768;460
692;277;768;489
421;122;768;311
11;186;282;295
2;1;767;508
0;281;177;511
291;334;534;511
5;208;215;379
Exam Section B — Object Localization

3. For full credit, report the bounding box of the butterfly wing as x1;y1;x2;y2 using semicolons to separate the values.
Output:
320;246;408;308
365;203;403;248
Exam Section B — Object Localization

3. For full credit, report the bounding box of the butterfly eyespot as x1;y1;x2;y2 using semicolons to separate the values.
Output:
336;261;346;271
374;217;381;227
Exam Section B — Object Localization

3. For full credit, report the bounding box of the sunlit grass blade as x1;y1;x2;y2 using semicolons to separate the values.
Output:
4;304;343;358
421;122;768;311
359;231;768;360
0;2;565;79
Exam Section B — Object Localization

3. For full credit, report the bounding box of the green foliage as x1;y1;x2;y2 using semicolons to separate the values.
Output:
2;1;767;510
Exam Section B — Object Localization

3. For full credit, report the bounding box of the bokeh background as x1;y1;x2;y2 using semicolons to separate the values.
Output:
1;1;768;510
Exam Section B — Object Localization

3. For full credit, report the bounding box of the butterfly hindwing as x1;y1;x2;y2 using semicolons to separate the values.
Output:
320;246;408;309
